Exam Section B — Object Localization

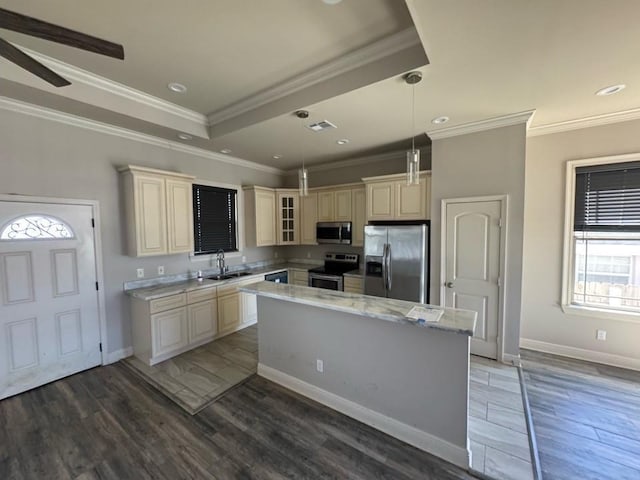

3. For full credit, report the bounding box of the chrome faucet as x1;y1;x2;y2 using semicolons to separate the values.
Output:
216;249;227;276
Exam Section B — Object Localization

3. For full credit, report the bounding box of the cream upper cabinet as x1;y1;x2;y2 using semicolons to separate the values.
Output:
363;172;430;222
300;192;318;245
166;177;195;253
334;190;352;221
317;188;352;222
366;181;395;221
351;187;366;247
244;187;277;247
317;191;335;222
120;165;194;257
276;189;299;245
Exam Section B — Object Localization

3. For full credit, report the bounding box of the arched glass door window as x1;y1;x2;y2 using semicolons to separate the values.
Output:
0;215;75;240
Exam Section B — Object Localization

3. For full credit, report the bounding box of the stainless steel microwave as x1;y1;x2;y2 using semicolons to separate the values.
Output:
316;222;352;244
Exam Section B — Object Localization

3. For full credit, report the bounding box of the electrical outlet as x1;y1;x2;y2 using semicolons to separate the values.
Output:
274;251;279;259
241;255;246;263
136;268;144;278
316;359;324;373
158;266;165;275
596;329;607;341
307;251;311;258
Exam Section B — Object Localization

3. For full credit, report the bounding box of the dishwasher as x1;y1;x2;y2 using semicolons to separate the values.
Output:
264;270;288;284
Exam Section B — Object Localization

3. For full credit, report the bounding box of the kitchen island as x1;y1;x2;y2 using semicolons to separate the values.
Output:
240;281;477;469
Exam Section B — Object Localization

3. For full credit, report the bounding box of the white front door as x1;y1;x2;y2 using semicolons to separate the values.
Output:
0;201;102;399
443;199;502;359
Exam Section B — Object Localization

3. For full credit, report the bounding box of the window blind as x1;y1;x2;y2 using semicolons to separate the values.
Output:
574;161;640;232
192;184;237;254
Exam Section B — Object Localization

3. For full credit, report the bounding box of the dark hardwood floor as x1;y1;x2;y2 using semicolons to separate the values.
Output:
521;349;640;480
0;363;478;479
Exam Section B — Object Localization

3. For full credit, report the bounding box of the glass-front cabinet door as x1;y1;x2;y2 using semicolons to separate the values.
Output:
276;190;299;245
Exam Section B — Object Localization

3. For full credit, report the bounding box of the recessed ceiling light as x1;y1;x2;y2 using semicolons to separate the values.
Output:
322;0;343;4
167;82;187;93
177;133;192;140
596;84;626;96
272;154;282;159
431;116;450;125
220;149;232;154
336;139;349;145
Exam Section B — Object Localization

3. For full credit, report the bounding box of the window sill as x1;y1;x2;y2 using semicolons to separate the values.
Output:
561;303;640;324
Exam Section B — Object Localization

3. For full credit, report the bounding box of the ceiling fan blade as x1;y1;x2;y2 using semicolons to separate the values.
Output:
0;37;70;87
0;8;124;60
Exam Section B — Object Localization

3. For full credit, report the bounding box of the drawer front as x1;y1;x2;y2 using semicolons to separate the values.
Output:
217;282;240;297
149;293;186;314
187;287;217;305
291;270;308;282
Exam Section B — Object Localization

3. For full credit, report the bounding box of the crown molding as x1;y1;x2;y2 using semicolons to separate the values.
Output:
0;96;284;175
15;45;208;127
207;28;422;126
427;110;536;140
527;107;640;137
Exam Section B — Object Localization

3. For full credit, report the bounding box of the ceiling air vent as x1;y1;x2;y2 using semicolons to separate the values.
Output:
307;120;337;132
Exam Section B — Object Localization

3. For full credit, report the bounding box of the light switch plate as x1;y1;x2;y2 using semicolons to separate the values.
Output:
158;266;165;275
136;268;144;278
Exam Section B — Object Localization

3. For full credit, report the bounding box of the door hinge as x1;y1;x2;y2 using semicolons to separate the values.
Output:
99;343;102;352
91;218;95;228
497;276;501;287
498;218;503;228
95;282;99;291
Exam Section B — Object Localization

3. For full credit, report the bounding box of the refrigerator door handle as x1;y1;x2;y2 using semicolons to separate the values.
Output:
387;243;392;291
382;243;388;291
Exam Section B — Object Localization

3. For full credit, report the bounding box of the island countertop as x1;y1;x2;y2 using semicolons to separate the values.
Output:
240;281;476;336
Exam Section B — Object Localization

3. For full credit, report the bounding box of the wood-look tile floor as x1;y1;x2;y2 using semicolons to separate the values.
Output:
468;356;534;480
521;349;640;480
123;326;258;414
0;362;480;479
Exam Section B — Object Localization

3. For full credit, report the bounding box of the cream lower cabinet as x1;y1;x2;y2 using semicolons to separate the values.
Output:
343;276;363;294
132;287;218;366
364;172;430;222
217;275;262;335
120;165;194;257
290;269;309;286
217;292;241;334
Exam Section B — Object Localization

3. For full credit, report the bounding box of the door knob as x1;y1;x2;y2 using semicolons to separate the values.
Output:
445;282;454;288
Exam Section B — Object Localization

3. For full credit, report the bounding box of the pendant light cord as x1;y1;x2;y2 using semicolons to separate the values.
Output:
411;81;416;154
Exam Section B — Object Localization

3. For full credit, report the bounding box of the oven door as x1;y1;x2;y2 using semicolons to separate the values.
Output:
308;273;343;291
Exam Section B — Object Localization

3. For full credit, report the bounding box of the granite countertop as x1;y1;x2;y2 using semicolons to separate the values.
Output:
343;268;364;278
240;281;476;336
126;263;315;301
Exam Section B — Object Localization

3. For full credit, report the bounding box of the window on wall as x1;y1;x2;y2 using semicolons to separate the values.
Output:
570;161;640;313
192;184;238;255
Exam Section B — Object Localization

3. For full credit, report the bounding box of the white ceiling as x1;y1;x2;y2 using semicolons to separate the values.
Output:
1;0;640;170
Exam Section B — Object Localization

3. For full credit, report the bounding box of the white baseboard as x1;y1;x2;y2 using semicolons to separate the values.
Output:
520;338;640;372
105;346;133;365
257;363;471;469
501;353;521;366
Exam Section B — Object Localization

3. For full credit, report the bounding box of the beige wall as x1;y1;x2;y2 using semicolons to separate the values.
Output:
430;124;527;359
0;108;284;356
522;119;640;365
283;149;431;188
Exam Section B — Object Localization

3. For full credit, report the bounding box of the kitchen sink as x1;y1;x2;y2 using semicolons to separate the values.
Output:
207;271;253;281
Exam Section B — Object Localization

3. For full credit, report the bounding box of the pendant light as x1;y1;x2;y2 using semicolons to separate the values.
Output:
405;71;422;185
295;110;310;197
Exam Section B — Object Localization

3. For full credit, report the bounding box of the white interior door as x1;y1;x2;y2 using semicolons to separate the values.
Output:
443;199;502;359
0;201;102;399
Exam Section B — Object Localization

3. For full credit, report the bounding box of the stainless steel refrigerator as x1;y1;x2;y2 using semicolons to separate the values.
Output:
364;223;429;303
